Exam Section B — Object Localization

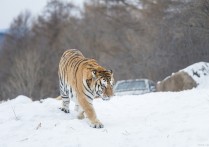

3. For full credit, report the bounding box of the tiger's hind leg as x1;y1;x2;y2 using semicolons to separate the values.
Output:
60;96;70;113
75;99;85;119
59;80;70;113
75;105;85;119
77;111;85;119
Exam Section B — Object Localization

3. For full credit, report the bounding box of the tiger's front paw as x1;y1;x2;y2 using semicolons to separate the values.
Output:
90;120;104;128
59;107;70;113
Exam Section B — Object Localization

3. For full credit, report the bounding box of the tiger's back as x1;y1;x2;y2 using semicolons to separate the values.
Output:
58;49;84;97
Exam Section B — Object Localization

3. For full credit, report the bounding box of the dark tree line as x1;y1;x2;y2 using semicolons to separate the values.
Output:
0;0;209;101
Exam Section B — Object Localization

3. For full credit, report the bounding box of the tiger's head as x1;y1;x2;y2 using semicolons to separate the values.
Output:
87;69;114;100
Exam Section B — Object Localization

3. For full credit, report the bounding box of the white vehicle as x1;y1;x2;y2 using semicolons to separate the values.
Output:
114;79;156;96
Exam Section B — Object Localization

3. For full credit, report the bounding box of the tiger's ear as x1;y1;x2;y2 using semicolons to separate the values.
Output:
107;69;113;75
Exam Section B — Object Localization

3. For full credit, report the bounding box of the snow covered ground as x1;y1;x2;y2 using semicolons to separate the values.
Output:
0;62;209;147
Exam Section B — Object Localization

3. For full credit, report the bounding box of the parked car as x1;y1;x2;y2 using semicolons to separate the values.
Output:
114;79;156;96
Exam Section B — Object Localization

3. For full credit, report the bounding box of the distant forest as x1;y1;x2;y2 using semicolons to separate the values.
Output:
0;0;209;101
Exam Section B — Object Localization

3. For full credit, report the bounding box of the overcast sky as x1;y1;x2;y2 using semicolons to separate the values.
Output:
0;0;84;30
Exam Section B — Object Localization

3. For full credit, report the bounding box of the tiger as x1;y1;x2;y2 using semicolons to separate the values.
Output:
58;49;114;128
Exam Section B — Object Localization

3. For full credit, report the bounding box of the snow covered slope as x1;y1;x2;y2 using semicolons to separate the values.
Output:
0;89;209;147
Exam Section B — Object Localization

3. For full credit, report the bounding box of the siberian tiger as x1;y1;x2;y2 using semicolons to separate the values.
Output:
58;49;114;128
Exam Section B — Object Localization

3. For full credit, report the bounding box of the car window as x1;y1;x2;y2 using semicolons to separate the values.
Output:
115;80;146;92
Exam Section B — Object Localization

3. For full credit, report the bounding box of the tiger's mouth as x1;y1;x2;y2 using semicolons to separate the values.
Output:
96;91;111;101
102;97;110;101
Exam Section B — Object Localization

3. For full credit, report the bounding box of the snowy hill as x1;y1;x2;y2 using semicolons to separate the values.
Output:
0;62;209;147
